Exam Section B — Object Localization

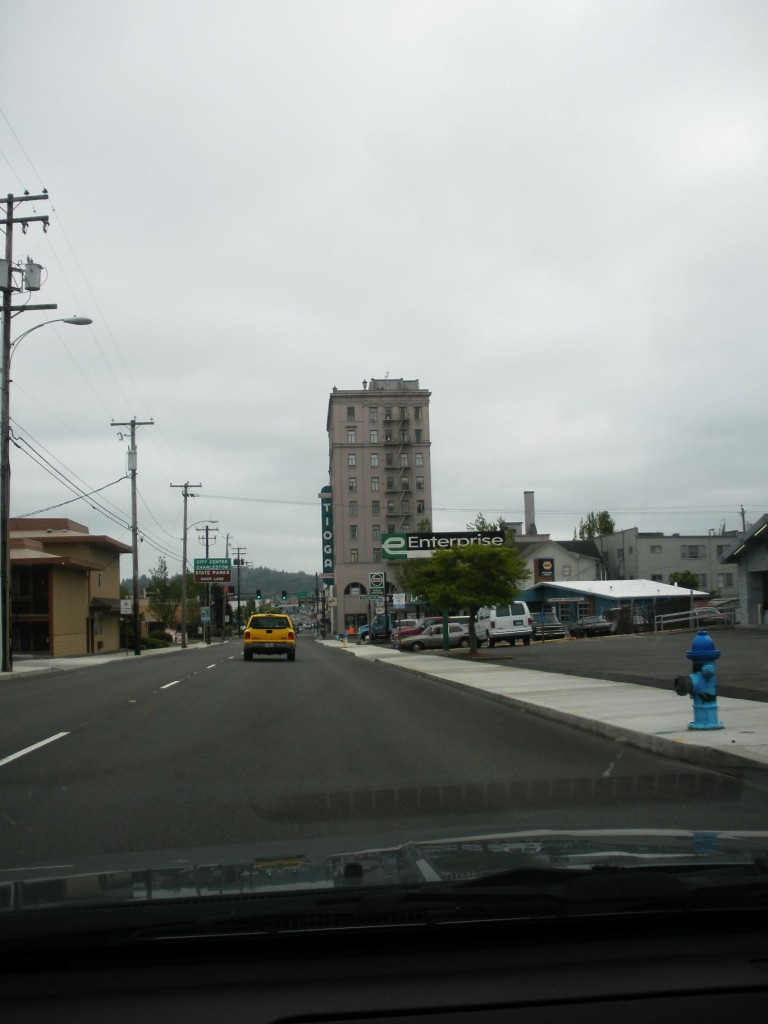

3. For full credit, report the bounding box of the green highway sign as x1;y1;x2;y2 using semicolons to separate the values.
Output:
194;557;232;582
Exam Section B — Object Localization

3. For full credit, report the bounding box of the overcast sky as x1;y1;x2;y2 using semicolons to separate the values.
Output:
2;0;766;578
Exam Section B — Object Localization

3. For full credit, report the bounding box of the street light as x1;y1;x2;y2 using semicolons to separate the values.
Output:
1;316;93;672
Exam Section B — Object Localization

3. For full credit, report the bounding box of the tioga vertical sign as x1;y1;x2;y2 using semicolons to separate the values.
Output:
319;485;334;585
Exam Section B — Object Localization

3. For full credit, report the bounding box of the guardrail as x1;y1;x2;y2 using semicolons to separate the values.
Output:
653;608;736;634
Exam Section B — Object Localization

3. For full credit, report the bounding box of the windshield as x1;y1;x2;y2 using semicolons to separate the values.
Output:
1;1;767;939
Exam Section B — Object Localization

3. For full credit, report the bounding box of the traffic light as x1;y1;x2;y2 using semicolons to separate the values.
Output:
281;590;287;602
256;589;262;600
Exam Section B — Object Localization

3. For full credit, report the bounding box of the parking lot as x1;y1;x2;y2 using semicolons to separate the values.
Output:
466;627;768;703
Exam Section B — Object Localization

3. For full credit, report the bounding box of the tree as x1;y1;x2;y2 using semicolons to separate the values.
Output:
398;544;530;654
578;511;615;539
466;512;504;532
669;570;701;590
146;557;182;628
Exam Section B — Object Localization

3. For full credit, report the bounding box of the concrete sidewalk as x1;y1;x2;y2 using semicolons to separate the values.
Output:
325;639;768;776
1;641;208;676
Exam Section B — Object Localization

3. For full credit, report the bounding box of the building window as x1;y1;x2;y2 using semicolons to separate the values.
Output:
385;452;394;466
651;574;663;582
369;407;378;422
347;453;356;467
349;500;357;516
386;476;395;490
387;500;395;514
399;453;408;467
371;476;379;491
372;524;381;539
716;572;734;588
414;406;422;421
347;406;355;420
347;429;356;443
415;429;422;442
650;545;662;554
369;429;378;443
402;522;411;532
384;430;393;443
415;452;424;466
399;430;408;442
681;545;706;559
698;574;707;587
372;548;381;561
350;525;358;539
416;475;424;490
401;499;410;514
370;453;379;467
401;477;410;490
371;500;380;515
348;477;357;491
384;406;392;420
350;549;359;562
97;572;104;589
417;500;425;514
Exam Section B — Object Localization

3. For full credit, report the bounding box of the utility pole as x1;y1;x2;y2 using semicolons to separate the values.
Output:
1;191;57;673
232;545;247;633
171;481;200;648
197;523;217;644
112;418;154;655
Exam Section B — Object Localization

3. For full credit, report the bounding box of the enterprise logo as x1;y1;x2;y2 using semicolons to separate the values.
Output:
382;532;505;559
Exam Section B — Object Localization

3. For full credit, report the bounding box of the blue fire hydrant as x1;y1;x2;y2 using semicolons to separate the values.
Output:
673;629;724;730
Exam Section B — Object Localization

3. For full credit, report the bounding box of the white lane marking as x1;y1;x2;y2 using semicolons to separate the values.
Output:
161;679;181;689
0;732;70;768
206;664;216;670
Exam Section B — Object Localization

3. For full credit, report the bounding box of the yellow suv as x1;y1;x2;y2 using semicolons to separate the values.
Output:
242;613;296;661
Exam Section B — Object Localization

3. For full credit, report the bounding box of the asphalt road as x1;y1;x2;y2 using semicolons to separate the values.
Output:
1;636;765;872
464;627;768;702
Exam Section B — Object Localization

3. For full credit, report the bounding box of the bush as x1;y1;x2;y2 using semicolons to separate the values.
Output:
145;636;170;649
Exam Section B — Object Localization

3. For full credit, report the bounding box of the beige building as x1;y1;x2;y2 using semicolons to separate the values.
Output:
324;378;432;633
10;518;131;656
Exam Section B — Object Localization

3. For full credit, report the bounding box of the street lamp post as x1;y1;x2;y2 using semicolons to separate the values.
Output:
0;317;93;672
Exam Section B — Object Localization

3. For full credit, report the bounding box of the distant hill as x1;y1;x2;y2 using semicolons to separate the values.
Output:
124;566;319;600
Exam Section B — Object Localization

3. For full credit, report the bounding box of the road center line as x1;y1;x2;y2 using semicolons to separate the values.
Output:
0;732;70;768
161;680;181;689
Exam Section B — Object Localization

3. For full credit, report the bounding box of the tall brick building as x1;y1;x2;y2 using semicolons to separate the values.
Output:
324;378;432;634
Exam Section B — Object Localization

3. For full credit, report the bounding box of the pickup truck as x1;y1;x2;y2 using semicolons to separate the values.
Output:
357;614;399;643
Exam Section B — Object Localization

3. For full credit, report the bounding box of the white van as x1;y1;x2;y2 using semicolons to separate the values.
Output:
476;602;533;646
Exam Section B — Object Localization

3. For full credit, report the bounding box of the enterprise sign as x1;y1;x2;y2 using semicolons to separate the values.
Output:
382;531;505;560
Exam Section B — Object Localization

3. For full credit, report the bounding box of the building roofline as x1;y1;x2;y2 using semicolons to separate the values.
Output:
719;513;768;562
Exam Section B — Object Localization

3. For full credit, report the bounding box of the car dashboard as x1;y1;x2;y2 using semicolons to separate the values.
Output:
2;908;767;1022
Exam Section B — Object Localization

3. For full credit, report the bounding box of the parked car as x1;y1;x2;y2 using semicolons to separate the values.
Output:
693;605;728;626
388;618;419;646
568;615;617;638
398;622;470;652
476;602;533;646
390;615;464;646
531;612;567;640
